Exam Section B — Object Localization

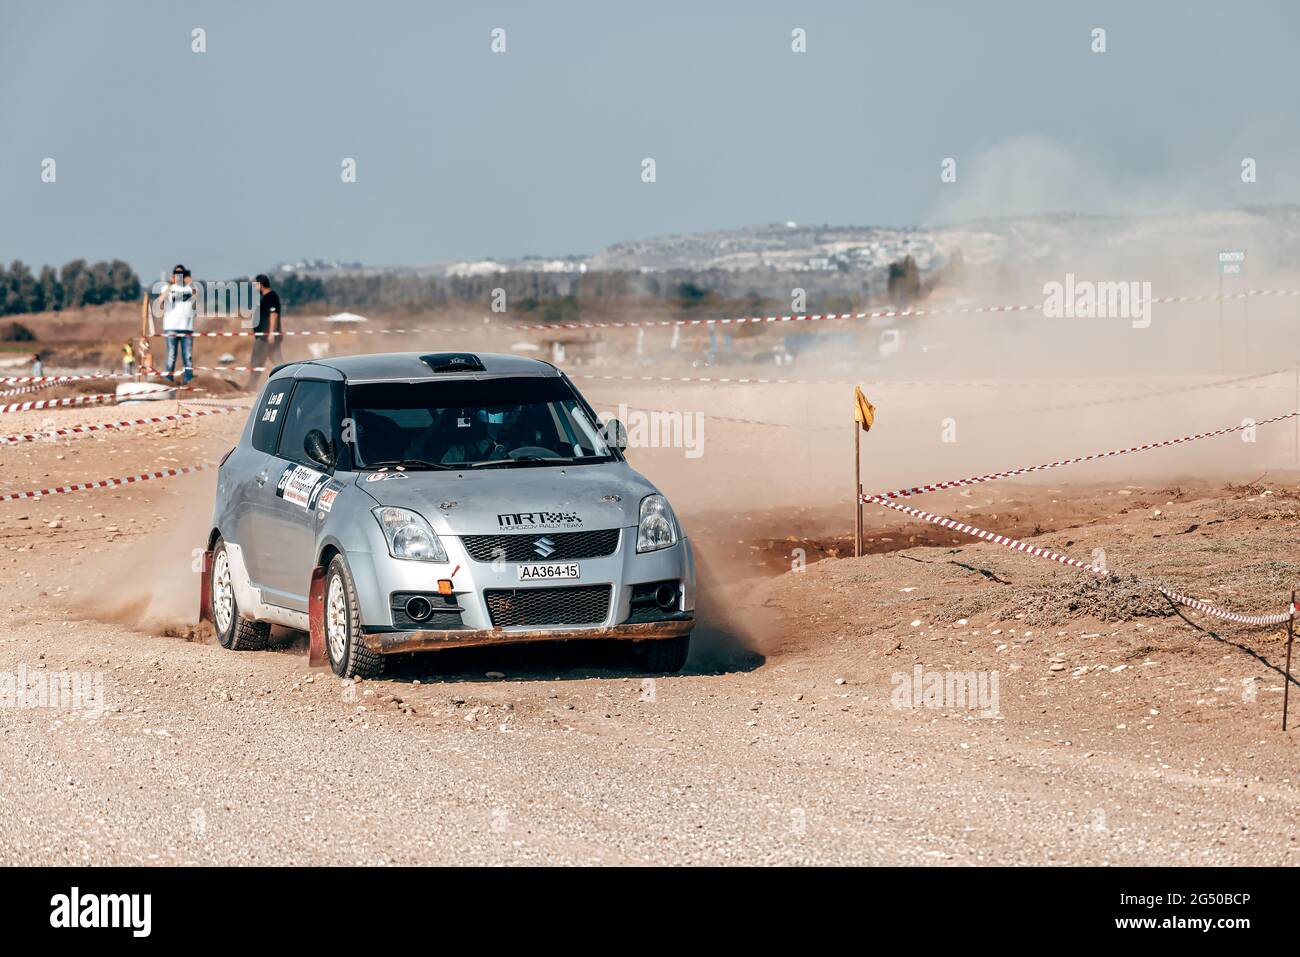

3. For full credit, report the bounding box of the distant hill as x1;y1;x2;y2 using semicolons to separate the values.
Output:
265;205;1300;312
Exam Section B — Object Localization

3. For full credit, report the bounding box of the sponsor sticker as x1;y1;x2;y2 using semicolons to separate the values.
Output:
498;510;582;529
277;464;328;509
317;483;341;513
365;470;409;482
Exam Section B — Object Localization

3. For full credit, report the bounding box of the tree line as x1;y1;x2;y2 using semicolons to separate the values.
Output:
0;254;941;322
268;256;940;317
0;259;142;316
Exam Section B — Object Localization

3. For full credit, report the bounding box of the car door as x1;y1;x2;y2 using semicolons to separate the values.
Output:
259;378;337;610
235;377;295;590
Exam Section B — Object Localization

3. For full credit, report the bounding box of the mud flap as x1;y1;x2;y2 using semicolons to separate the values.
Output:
198;548;213;623
308;564;327;668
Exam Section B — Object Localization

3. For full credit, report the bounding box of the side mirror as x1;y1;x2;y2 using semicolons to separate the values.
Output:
304;429;334;469
603;418;628;451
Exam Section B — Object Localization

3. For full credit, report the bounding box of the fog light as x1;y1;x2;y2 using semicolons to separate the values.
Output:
405;596;433;622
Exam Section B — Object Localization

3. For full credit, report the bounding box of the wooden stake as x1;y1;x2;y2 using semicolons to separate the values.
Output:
854;423;862;557
1284;590;1295;732
1218;273;1225;373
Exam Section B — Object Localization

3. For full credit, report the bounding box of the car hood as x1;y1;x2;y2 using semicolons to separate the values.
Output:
353;461;658;535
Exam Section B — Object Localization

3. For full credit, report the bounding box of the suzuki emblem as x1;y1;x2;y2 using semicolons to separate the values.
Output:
533;536;556;558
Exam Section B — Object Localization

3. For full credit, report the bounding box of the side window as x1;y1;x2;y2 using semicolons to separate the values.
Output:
276;380;335;468
251;379;293;453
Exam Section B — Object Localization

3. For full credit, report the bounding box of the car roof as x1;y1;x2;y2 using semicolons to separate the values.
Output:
280;352;560;384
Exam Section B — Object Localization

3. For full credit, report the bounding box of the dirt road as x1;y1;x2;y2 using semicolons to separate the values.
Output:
1;382;1298;865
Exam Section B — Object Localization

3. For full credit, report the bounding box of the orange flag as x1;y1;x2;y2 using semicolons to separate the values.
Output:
854;386;875;432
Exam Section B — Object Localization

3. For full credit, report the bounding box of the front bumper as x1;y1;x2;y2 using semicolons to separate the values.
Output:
346;526;696;633
361;615;694;654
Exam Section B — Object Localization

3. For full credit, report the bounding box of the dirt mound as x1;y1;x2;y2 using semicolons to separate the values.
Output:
936;572;1176;626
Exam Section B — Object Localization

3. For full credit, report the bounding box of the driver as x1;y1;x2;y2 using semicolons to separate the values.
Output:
438;408;517;464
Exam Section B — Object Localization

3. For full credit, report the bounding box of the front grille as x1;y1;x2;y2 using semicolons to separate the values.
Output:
461;529;620;563
484;584;612;628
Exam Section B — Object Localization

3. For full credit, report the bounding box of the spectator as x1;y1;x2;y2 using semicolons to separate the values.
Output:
123;339;136;376
155;264;197;384
247;273;282;387
31;352;43;377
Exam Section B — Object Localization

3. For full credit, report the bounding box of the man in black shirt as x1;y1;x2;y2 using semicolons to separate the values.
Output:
247;274;282;387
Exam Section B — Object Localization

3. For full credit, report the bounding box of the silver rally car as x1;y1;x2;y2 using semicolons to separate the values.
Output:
200;352;695;677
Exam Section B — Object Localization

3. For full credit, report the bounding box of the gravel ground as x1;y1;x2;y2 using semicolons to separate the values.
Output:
1;388;1298;865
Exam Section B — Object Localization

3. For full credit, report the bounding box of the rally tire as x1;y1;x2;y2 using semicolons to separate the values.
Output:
211;538;270;651
638;634;691;674
324;554;383;679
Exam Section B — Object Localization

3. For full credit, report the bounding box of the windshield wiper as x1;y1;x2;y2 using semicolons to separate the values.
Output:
359;458;455;471
460;456;543;469
460;455;608;469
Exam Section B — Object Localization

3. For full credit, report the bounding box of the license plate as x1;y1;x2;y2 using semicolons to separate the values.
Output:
517;562;581;581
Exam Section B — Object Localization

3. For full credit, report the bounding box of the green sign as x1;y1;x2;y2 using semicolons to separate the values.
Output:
1218;249;1246;276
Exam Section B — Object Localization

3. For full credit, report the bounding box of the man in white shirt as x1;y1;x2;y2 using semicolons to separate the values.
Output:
155;264;197;383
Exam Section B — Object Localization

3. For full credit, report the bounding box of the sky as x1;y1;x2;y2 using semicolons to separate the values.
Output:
1;0;1297;278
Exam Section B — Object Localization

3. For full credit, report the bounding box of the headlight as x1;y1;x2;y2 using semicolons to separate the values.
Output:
372;506;448;562
637;494;679;553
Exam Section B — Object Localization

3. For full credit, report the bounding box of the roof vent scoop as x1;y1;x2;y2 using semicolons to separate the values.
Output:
420;353;485;373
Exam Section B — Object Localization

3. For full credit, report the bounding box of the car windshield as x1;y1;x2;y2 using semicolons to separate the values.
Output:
347;376;613;469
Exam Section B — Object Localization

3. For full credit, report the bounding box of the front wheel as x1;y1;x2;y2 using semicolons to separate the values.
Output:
324;554;383;679
211;538;270;651
635;634;691;673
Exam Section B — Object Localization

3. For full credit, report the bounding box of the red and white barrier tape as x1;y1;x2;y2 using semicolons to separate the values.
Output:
149;328;440;338
509;288;1300;332
0;407;235;446
872;410;1300;501
0;368;237;386
0;463;212;502
586;397;842;432
0;393;119;415
143;287;1300;337
0;371;130;386
967;368;1291;420
0;385;208;414
574;372;1285;389
1159;590;1297;627
864;494;1296;626
577;373;855;386
864;494;1105;573
0;378;62;398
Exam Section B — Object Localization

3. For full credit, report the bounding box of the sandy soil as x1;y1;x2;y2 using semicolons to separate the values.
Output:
1;372;1299;865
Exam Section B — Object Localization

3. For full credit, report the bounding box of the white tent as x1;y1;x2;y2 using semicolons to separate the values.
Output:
324;312;368;323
